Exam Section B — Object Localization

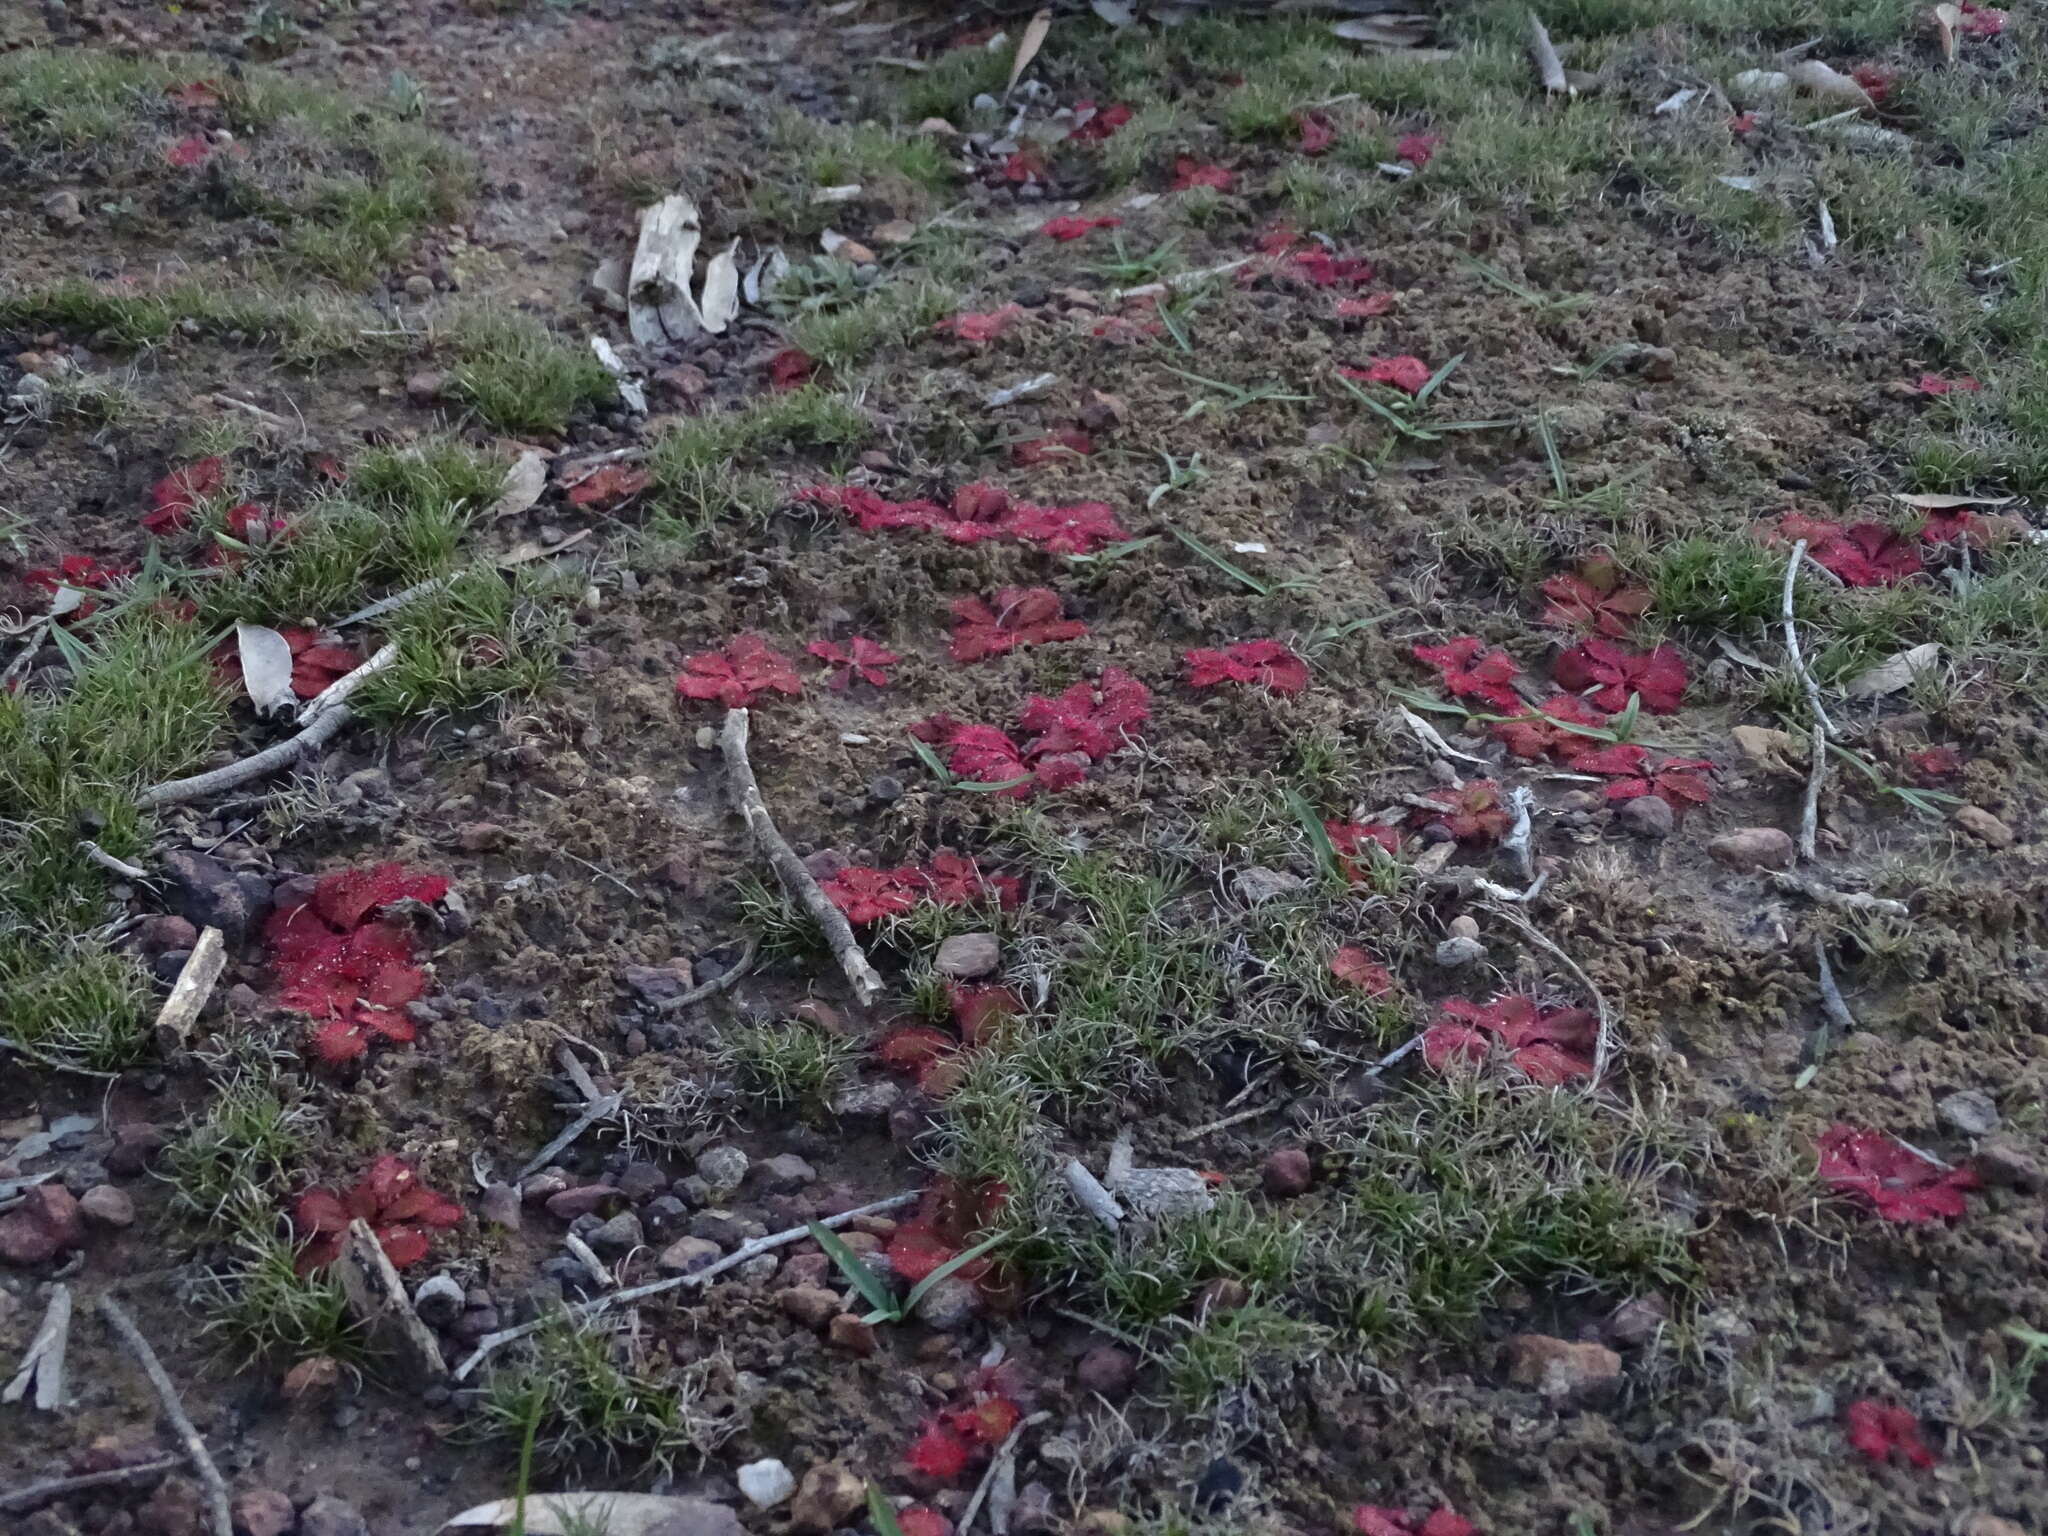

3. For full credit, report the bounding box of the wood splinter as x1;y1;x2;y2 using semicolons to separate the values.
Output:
153;926;227;1055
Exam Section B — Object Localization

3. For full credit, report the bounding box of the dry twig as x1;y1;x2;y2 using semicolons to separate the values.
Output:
138;704;358;809
1062;1158;1124;1230
653;934;760;1013
453;1190;919;1379
0;1457;183;1515
1484;902;1619;1085
959;1411;1051;1536
78;840;146;879
719;707;883;1006
97;1295;233;1536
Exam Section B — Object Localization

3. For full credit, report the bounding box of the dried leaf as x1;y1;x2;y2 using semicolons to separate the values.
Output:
1787;59;1875;108
698;241;741;334
1845;642;1941;699
1005;9;1053;98
1090;0;1135;24
487;450;548;520
1730;724;1806;776
236;623;298;717
1933;2;1962;59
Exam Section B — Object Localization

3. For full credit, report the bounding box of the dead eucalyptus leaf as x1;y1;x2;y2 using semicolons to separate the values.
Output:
235;623;297;716
1005;9;1052;99
487;450;548;520
698;239;742;334
1891;491;2017;508
1090;0;1136;26
1933;2;1962;59
1846;642;1942;699
440;1493;737;1536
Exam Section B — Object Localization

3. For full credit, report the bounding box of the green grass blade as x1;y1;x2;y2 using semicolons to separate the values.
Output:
808;1220;901;1320
901;1231;1006;1314
1168;525;1272;596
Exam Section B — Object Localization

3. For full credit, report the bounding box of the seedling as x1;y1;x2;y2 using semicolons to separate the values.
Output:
1464;257;1593;316
1385;685;1666;750
1092;234;1184;288
1336;355;1519;442
1827;742;1966;819
906;735;1032;795
807;1220;1004;1324
1165;365;1310;419
1146;452;1208;510
1165;526;1303;598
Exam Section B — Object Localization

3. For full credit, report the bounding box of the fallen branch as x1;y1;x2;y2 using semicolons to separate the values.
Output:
153;926;227;1054
718;708;883;1007
0;617;52;689
1484;902;1619;1087
1781;540;1830;863
653;934;760;1013
453;1190;919;1380
4;1284;71;1410
1764;871;1910;918
0;1035;119;1079
97;1295;232;1536
1526;10;1572;94
1364;1031;1426;1077
0;1456;182;1515
137;704;357;809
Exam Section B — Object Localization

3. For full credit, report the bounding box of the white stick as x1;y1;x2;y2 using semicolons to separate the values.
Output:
1527;11;1571;94
719;708;884;1007
452;1191;919;1380
297;642;399;725
78;840;146;879
1781;541;1830;863
1062;1159;1123;1231
97;1295;232;1536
